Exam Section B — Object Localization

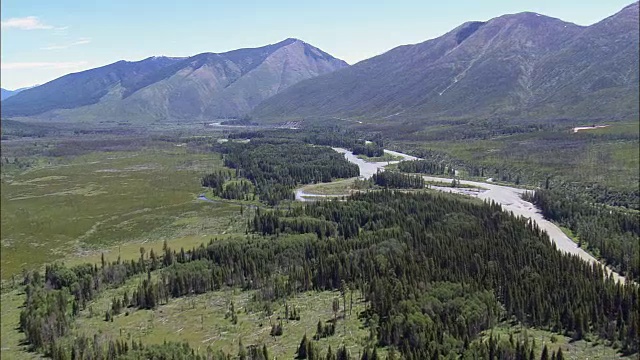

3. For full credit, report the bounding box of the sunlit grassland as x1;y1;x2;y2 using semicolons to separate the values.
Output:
396;121;639;191
0;288;41;360
69;274;373;359
299;178;361;196
0;147;243;280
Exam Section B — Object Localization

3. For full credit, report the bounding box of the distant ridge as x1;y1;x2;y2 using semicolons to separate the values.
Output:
1;39;348;120
1;86;37;101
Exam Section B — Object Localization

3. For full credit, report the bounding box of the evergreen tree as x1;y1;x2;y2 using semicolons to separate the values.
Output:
297;334;309;359
540;345;549;360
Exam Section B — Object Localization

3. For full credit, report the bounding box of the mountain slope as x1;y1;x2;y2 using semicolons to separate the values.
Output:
1;86;34;101
1;39;347;120
2;58;182;117
1;88;17;101
252;2;639;123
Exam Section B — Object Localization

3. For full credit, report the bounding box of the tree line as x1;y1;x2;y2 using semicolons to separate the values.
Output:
397;159;456;176
210;140;359;204
300;129;385;157
523;188;639;281
371;170;425;189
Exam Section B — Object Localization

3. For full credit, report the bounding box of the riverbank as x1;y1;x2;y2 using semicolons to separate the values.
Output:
297;147;626;283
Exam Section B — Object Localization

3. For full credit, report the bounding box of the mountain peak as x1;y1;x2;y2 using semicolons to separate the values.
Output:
1;39;348;119
273;38;309;48
145;55;184;61
491;10;575;28
252;2;638;123
282;37;302;44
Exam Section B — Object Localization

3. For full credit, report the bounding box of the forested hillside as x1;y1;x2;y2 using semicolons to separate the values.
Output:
17;190;638;359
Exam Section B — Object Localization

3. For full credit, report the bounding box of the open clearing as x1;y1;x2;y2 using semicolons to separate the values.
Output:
0;147;242;280
71;275;372;359
297;178;359;196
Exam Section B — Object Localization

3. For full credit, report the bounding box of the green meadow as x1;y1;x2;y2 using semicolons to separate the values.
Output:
0;145;243;280
397;121;639;191
70;279;372;359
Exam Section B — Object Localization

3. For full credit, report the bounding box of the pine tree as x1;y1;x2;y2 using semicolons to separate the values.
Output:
326;345;334;360
332;298;340;322
297;334;308;359
336;345;350;360
236;338;247;360
316;320;323;340
361;348;370;360
540;345;549;360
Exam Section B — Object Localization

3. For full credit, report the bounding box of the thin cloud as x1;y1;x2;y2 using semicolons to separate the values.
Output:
1;61;89;70
41;38;91;50
1;16;55;30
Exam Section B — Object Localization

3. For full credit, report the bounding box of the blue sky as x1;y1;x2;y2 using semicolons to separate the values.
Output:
0;0;634;89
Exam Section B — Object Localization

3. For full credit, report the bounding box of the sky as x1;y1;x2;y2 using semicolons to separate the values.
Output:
0;0;635;89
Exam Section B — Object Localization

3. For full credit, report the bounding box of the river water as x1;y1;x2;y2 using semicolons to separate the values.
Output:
295;147;626;283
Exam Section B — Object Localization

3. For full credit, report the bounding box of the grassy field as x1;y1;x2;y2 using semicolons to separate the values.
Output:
0;145;244;280
0;273;374;359
395;121;639;192
299;178;361;196
0;134;373;359
480;322;632;359
68;274;373;359
424;179;488;190
0;288;41;360
355;153;402;162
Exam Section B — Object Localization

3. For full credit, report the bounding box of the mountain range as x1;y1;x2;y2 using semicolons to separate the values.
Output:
1;86;36;101
2;2;638;124
253;2;639;123
1;39;347;121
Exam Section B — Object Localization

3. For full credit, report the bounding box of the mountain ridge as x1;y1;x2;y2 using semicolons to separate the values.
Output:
1;38;347;120
252;2;639;123
1;86;37;101
3;3;637;124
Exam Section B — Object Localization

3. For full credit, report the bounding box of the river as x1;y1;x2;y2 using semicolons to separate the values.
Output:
296;147;626;283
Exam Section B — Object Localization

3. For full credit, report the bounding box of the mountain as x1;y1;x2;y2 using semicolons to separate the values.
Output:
1;39;347;120
1;88;17;101
1;86;35;101
252;2;639;123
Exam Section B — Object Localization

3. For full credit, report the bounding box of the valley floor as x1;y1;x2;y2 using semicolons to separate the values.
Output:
1;128;636;359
